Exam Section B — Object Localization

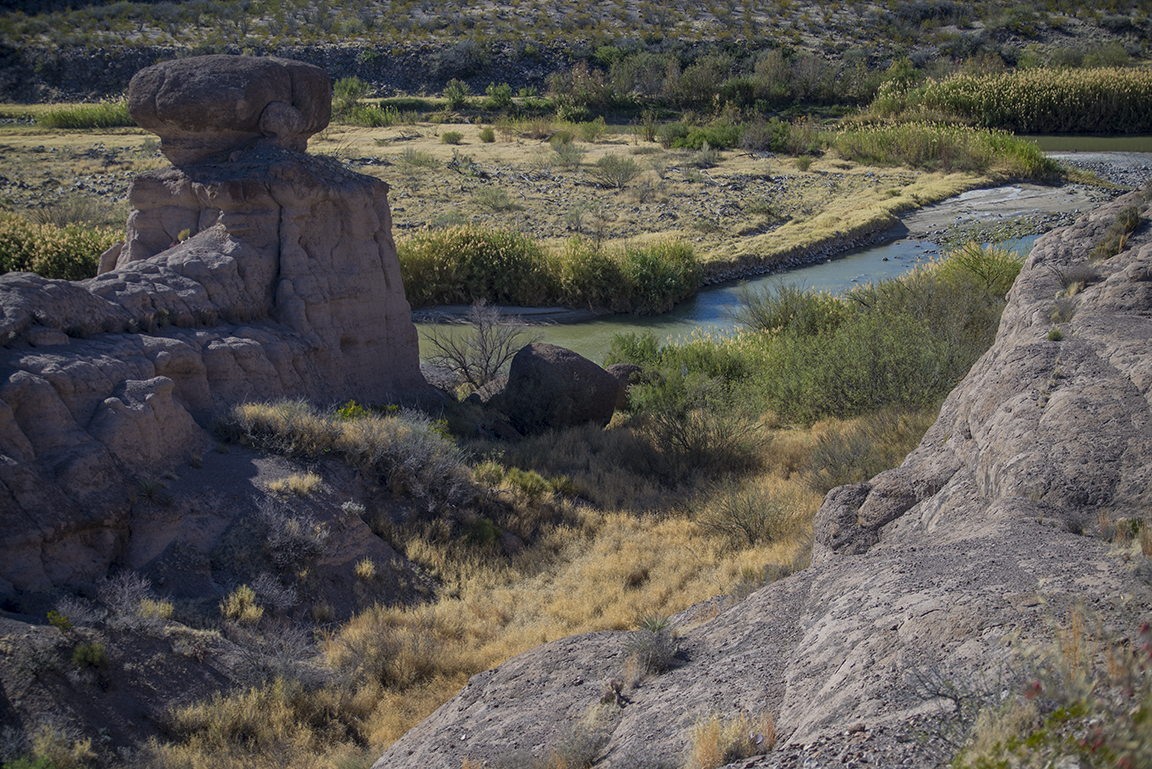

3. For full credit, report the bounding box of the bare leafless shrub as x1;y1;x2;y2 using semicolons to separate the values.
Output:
257;499;331;571
251;573;298;614
53;595;106;626
97;571;155;619
423;301;540;391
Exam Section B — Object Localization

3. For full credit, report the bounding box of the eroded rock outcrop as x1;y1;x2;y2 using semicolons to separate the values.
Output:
0;55;429;597
375;187;1152;769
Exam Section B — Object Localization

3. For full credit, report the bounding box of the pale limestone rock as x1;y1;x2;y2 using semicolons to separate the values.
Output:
0;56;430;596
374;187;1152;769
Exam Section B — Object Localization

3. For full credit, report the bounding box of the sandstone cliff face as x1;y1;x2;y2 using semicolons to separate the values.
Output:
375;187;1152;769
0;56;428;597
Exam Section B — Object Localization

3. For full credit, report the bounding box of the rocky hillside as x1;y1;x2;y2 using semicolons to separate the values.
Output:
375;185;1152;768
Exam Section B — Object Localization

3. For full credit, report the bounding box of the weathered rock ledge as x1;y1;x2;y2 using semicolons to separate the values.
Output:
375;187;1152;768
0;57;431;597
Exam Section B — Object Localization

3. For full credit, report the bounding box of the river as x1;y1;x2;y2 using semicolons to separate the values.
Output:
417;148;1152;364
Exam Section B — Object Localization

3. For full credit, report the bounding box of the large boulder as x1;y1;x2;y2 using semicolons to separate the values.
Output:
375;189;1152;768
0;55;431;597
494;343;619;435
128;55;330;165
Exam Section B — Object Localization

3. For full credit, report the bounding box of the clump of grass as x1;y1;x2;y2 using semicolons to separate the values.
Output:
694;481;803;546
218;400;474;512
220;585;264;624
354;559;377;581
472;186;522;212
267;471;323;496
622;614;678;675
685;711;775;769
37;100;133;129
1091;206;1142;261
397;148;440;169
71;642;108;669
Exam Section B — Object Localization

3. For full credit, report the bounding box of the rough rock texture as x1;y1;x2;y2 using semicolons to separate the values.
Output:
0;56;429;597
493;343;620;435
128;55;330;165
605;362;643;411
375;188;1152;769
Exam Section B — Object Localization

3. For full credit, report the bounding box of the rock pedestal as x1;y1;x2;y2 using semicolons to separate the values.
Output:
0;55;429;596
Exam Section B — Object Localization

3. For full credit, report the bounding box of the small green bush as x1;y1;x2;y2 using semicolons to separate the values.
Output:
483;82;514;111
444;79;470;109
332;75;370;115
71;642;108;669
478;126;495;143
441;130;464;145
590;154;641;188
47;610;73;633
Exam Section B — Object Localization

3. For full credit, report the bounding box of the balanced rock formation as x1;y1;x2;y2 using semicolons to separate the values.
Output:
0;55;428;597
127;55;330;165
375;188;1152;768
492;343;620;435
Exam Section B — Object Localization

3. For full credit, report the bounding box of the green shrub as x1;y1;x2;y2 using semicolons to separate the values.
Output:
833;123;1059;179
71;642;108;669
629;369;764;476
483;82;514;111
333;75;370;115
590;154;641;188
619;241;700;314
47;610;73;633
444;79;470;109
742;245;1018;423
670;122;742;151
0;212;118;281
37;101;132;129
399;228;698;312
478;126;496;142
576;116;606;142
551;139;586;169
398;225;550;307
441;130;464;145
551;237;622;308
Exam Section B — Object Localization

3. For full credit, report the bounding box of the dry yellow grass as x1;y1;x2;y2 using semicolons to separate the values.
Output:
267;471;323;496
685;710;776;769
